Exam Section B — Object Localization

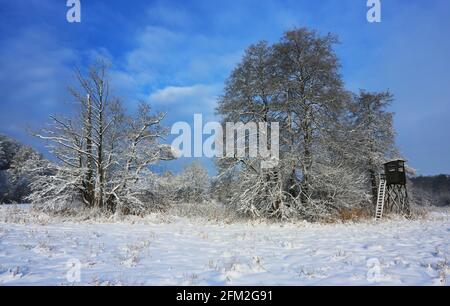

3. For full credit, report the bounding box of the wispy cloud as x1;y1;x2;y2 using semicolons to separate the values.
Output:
150;84;218;105
148;84;221;122
117;25;241;89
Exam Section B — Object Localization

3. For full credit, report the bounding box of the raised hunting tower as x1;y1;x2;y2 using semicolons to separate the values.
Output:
375;160;410;220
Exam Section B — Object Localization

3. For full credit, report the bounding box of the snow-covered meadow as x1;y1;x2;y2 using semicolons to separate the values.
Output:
0;205;449;286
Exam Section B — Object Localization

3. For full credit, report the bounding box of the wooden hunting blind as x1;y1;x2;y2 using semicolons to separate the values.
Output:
384;160;406;185
375;159;410;220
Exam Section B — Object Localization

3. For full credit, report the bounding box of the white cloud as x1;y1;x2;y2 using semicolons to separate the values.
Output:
115;23;242;90
148;84;221;121
149;84;216;104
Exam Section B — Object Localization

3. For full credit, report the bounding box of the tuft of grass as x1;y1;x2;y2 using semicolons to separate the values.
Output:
338;207;372;222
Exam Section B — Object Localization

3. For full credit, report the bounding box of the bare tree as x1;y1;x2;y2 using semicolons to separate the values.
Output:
30;62;174;214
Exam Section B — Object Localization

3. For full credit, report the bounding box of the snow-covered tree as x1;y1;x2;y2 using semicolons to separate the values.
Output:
272;29;348;206
0;143;6;170
348;91;399;206
7;146;44;202
216;28;399;220
0;135;45;204
0;135;20;171
27;158;81;212
216;41;289;218
175;162;210;203
31;62;174;214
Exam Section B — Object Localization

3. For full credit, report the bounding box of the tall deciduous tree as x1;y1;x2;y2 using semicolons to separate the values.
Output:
273;28;347;204
216;28;400;220
30;62;174;214
349;91;399;206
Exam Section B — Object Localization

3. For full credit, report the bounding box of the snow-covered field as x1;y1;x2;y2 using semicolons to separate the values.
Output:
0;205;449;286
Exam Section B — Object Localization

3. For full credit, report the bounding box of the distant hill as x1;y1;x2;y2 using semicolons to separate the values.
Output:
0;134;43;203
411;175;450;207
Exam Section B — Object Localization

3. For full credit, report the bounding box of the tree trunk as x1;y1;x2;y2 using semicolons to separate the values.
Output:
301;106;313;204
85;94;95;207
369;168;378;207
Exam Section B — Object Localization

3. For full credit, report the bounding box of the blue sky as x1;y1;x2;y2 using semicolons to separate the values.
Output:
0;0;449;175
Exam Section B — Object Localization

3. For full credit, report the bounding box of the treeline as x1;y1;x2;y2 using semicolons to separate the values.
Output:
411;175;450;207
0;130;211;210
0;135;44;203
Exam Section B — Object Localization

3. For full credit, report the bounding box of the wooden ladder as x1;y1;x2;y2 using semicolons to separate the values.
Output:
375;176;387;221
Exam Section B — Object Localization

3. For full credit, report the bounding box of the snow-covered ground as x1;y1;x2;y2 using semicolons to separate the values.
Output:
0;205;449;286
